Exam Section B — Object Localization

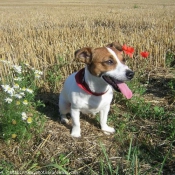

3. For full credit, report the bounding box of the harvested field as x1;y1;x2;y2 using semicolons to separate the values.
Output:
0;0;175;81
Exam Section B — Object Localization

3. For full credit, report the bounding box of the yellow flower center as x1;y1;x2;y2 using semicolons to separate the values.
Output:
16;101;20;105
11;134;17;139
12;119;17;125
27;117;32;124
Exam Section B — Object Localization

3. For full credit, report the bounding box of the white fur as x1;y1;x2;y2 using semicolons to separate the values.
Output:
106;47;130;81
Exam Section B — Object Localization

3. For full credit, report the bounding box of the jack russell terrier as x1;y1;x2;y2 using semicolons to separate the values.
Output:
59;42;134;137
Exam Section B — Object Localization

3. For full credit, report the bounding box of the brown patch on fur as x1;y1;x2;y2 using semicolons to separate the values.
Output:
106;42;125;63
106;42;123;52
88;47;117;76
75;43;125;76
75;47;93;64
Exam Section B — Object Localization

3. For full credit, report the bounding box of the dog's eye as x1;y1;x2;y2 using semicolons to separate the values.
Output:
105;60;114;65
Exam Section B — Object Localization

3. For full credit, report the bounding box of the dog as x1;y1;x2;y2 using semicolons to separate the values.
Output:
59;42;134;137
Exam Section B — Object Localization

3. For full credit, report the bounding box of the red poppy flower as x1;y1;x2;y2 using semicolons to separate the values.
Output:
122;44;128;51
122;44;135;58
140;51;149;58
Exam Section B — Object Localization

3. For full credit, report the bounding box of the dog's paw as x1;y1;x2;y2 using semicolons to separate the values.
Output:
71;126;81;138
102;125;115;134
71;132;81;138
61;118;69;124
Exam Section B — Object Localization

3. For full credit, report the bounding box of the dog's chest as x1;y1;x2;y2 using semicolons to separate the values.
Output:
72;91;113;114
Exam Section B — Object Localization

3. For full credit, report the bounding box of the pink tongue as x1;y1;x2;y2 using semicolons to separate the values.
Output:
117;82;133;99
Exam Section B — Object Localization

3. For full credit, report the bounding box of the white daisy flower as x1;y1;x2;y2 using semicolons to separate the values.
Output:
13;84;20;89
7;87;15;96
23;100;28;105
13;65;22;74
1;84;10;91
21;112;27;120
14;77;22;81
14;94;22;99
21;87;26;91
24;63;29;66
0;59;11;64
34;73;41;79
1;85;14;96
34;70;43;75
27;117;32;124
19;92;25;96
26;88;33;94
5;97;13;103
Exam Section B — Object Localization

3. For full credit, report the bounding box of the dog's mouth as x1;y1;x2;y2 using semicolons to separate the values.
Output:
102;75;133;99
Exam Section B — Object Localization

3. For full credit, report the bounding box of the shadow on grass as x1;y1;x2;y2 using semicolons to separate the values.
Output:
138;142;175;175
35;91;100;132
35;91;60;121
145;77;175;98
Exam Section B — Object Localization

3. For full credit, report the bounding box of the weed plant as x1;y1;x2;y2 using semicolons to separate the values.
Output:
0;59;45;142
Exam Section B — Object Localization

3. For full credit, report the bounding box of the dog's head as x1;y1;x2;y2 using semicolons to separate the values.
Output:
75;42;134;97
75;42;134;80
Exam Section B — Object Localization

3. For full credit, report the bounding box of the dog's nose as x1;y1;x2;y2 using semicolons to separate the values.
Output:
126;70;134;80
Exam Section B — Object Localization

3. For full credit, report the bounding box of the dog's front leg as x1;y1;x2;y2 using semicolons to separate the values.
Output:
71;108;81;137
100;105;115;134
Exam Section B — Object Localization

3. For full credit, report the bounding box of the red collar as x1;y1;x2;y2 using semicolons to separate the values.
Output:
75;68;107;96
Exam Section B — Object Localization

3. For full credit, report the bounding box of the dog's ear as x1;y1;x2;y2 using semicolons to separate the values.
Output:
106;42;123;52
75;47;93;64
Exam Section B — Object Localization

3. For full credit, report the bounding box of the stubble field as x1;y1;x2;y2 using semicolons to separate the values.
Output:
0;0;175;174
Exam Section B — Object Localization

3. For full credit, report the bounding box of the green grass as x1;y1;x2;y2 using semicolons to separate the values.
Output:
0;160;14;175
133;4;139;8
